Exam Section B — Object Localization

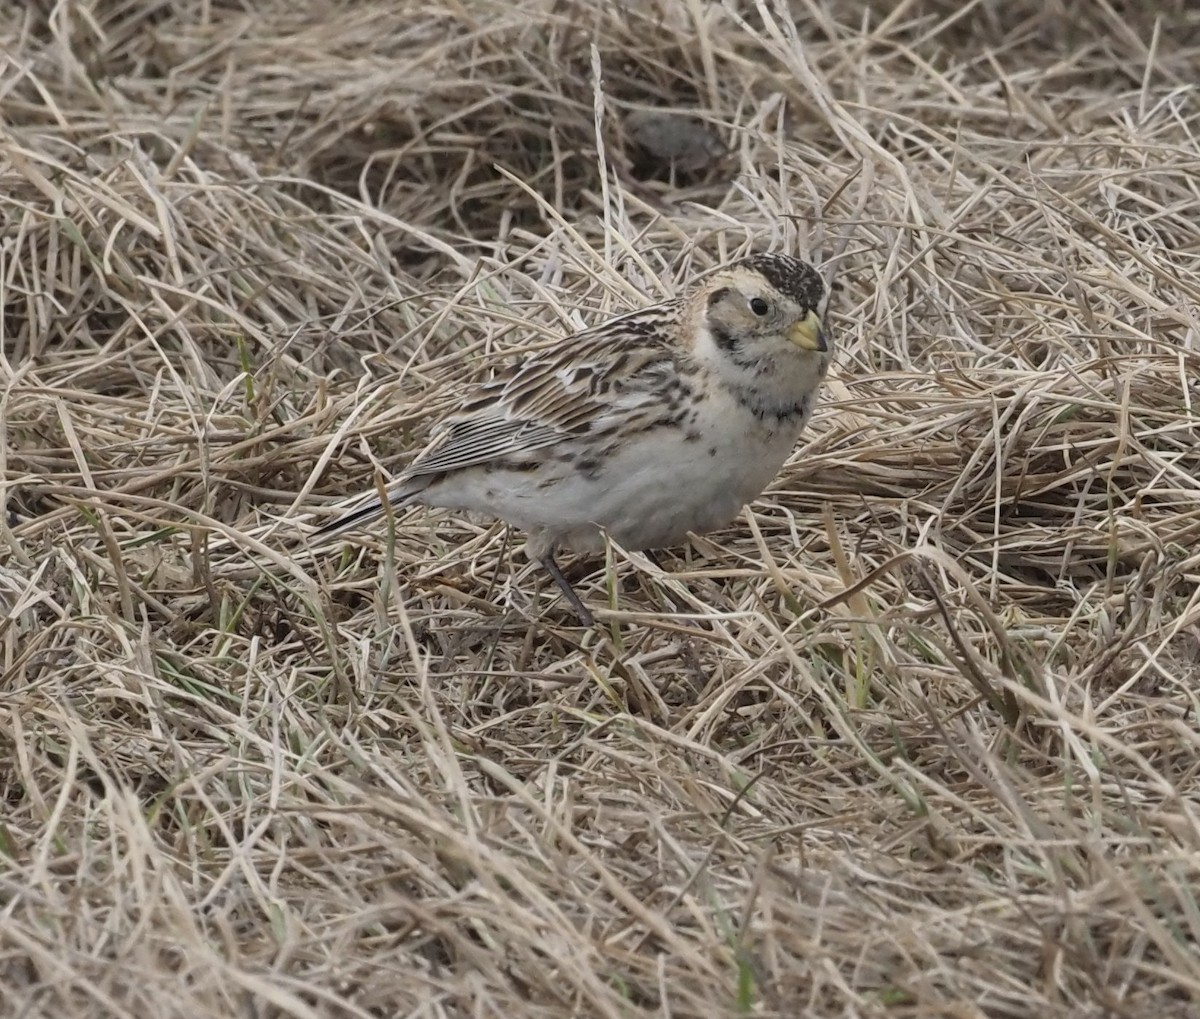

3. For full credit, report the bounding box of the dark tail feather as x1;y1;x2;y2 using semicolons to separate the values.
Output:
309;480;423;543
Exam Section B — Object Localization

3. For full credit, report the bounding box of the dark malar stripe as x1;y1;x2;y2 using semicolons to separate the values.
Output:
710;324;740;352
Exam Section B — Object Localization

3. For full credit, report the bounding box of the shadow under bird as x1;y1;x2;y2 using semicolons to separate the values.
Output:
312;253;832;625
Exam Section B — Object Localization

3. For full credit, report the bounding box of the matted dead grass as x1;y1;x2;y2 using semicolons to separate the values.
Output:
3;1;1200;1016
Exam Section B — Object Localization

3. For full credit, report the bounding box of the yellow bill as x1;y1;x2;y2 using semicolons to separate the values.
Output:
787;310;827;352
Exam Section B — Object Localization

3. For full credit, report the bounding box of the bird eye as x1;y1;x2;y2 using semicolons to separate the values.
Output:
749;297;770;317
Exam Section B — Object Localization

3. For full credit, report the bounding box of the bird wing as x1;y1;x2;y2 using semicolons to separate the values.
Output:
403;301;688;479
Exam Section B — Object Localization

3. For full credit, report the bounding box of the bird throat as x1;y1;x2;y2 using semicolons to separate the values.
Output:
702;319;820;422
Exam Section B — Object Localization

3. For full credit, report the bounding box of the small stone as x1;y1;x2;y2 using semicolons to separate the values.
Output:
624;109;725;175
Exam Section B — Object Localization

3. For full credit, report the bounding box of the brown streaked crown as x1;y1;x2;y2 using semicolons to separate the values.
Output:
734;253;825;311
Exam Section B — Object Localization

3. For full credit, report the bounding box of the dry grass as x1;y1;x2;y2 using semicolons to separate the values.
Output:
4;1;1200;1016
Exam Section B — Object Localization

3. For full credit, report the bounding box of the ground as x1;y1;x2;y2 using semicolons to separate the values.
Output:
2;1;1200;1017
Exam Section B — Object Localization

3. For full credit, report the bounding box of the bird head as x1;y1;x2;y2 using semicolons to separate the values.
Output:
693;253;831;389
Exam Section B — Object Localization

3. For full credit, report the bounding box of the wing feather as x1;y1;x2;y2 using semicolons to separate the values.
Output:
401;301;687;479
404;418;564;476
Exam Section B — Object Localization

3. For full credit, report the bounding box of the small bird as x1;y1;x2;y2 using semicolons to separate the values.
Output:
314;253;832;625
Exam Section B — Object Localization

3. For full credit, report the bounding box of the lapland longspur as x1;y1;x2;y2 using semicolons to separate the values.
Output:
314;253;831;625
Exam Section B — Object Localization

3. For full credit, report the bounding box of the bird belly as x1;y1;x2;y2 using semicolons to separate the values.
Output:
585;423;797;550
510;418;799;553
415;402;806;554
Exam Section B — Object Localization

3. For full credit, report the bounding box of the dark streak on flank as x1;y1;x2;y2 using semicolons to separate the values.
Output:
661;380;695;414
575;456;602;479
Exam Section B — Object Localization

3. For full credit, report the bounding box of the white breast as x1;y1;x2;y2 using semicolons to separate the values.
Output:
426;387;808;555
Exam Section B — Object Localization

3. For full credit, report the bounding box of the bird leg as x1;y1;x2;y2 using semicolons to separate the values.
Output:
642;548;668;571
538;552;595;627
642;547;691;611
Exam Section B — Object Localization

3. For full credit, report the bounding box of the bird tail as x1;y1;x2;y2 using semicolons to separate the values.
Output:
309;477;428;543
